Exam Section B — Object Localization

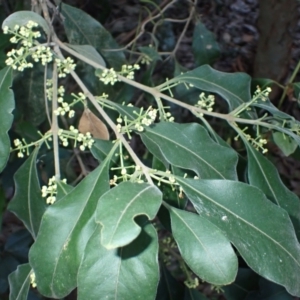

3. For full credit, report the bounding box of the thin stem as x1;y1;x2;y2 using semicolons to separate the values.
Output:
51;60;60;179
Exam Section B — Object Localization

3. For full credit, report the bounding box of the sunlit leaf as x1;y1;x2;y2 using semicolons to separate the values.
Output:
141;122;238;180
169;207;237;285
2;11;50;35
61;4;125;69
178;178;300;297
96;182;162;249
0;67;14;172
192;21;220;66
8;147;46;239
8;263;31;300
29;149;114;298
78;223;159;300
245;143;300;239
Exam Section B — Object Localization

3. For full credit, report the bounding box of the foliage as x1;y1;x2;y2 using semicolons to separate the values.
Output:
1;1;300;300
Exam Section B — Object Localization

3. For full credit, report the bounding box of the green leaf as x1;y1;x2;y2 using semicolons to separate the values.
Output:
0;67;14;172
78;223;159;300
66;44;106;67
169;207;237;285
29;151;114;298
96;182;162;249
192;21;220;66
8;147;46;240
272;132;298;156
2;11;50;35
177;178;300;297
141;122;238;180
8;263;31;300
14;65;46;126
162;65;252;113
245;143;300;239
61;4;126;69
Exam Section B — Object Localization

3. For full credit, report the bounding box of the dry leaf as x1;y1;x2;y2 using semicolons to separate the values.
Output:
78;108;109;140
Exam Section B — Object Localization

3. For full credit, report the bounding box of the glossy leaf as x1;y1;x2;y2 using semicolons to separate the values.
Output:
169;207;237;285
2;11;50;35
177;178;300;297
96;182;162;249
245;143;300;239
161;65;252;113
91;139;118;164
141;122;238;180
8;263;31;300
14;66;46;126
0;67;14;172
192;21;220;66
272;132;298;156
61;4;125;69
8;147;46;240
78;223;159;300
66;44;106;67
29;152;113;298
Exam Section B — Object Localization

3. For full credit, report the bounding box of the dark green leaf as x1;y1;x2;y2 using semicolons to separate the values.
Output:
156;264;184;300
223;268;260;300
8;263;31;300
162;65;252;113
96;182;162;249
61;4;126;69
2;11;50;35
184;288;209;300
245;278;293;300
177;178;300;297
141;122;238;180
192;21;220;66
0;67;14;172
272;132;298;156
169;207;237;285
66;44;106;67
245;143;300;239
29;151;114;298
14;65;46;126
91;139;117;163
8;147;46;240
78;223;159;300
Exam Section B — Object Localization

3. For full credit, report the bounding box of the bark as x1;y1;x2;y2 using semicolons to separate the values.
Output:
253;0;298;86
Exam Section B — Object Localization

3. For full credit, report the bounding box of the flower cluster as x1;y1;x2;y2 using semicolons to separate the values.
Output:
254;86;272;102
99;64;140;85
52;86;75;118
116;106;158;133
3;21;53;71
119;64;140;80
56;57;76;78
41;176;66;204
57;126;95;151
196;92;215;113
99;68;119;85
13;138;28;158
30;271;37;288
235;128;268;154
